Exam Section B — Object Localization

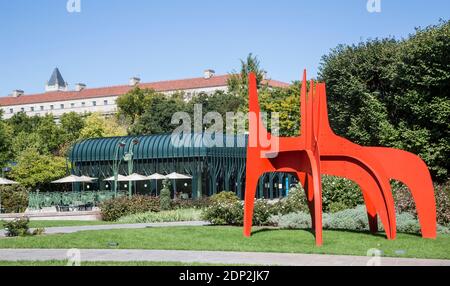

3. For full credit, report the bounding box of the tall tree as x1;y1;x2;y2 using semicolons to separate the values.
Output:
116;87;153;124
129;93;186;135
0;110;12;168
60;112;85;142
227;53;268;98
10;147;67;190
318;20;449;181
79;113;127;140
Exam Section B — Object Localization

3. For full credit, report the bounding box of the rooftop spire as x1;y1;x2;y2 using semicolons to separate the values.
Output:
46;67;68;92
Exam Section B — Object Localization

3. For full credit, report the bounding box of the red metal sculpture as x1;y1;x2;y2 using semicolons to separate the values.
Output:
243;70;437;246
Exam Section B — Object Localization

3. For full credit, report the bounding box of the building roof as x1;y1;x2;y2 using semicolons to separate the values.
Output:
0;75;289;107
69;134;248;163
47;68;67;87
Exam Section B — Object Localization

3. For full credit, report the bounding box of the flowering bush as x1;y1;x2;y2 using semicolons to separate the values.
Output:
393;181;450;227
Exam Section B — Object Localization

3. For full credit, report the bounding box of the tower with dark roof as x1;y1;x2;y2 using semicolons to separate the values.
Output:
45;68;68;92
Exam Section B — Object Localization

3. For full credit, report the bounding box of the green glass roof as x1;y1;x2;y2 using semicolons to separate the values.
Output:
69;133;247;163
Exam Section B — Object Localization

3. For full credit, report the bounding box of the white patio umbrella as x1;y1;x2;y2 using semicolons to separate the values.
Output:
79;175;98;182
51;175;87;184
147;173;167;180
104;174;129;182
123;173;148;195
165;172;192;180
147;173;167;195
165;172;192;197
124;173;148;181
0;177;19;185
0;178;19;213
52;175;97;192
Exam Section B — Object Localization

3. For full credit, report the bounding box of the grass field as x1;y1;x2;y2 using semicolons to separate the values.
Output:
0;226;449;260
0;261;232;266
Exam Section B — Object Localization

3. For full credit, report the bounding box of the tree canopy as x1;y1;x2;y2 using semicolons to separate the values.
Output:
319;20;449;181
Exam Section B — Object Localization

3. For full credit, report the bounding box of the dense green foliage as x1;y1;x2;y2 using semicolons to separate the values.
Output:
159;180;172;211
0;111;126;193
100;196;160;221
319;21;449;181
9;148;67;190
0;185;29;213
393;182;450;227
2;217;31;237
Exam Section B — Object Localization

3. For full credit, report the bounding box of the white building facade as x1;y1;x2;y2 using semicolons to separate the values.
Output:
0;68;288;120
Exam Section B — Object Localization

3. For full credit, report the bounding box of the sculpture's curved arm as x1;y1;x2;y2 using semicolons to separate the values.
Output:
367;147;437;238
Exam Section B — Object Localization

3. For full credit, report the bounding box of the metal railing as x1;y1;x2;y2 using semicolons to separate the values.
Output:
28;191;127;210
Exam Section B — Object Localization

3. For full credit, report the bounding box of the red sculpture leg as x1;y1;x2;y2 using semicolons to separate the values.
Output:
368;147;437;238
243;172;260;237
316;83;397;239
321;160;395;237
305;151;323;246
361;190;379;234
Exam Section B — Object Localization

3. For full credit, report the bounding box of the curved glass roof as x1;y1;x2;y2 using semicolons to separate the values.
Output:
69;133;247;163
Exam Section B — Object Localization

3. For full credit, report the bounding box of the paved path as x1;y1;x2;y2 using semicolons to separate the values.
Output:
0;249;449;266
0;221;210;237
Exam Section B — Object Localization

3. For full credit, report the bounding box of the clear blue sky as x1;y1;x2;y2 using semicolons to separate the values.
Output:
0;0;448;96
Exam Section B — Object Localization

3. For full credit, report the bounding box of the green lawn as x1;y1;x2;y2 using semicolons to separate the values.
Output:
0;226;449;260
0;261;234;266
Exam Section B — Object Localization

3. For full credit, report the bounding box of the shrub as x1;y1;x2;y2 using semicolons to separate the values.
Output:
160;180;171;211
269;212;312;229
0;185;29;214
100;195;160;221
321;175;364;212
171;197;211;210
270;205;450;234
202;201;242;225
252;200;274;226
322;205;369;231
3;217;30;237
210;191;239;204
118;208;202;224
272;186;309;215
393;181;450;227
202;192;273;226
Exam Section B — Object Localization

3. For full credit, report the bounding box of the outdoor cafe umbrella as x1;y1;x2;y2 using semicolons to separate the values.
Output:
0;178;18;213
147;173;166;195
104;174;129;182
52;175;97;192
124;173;148;181
164;172;193;197
51;175;93;184
0;177;18;185
123;173;148;196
